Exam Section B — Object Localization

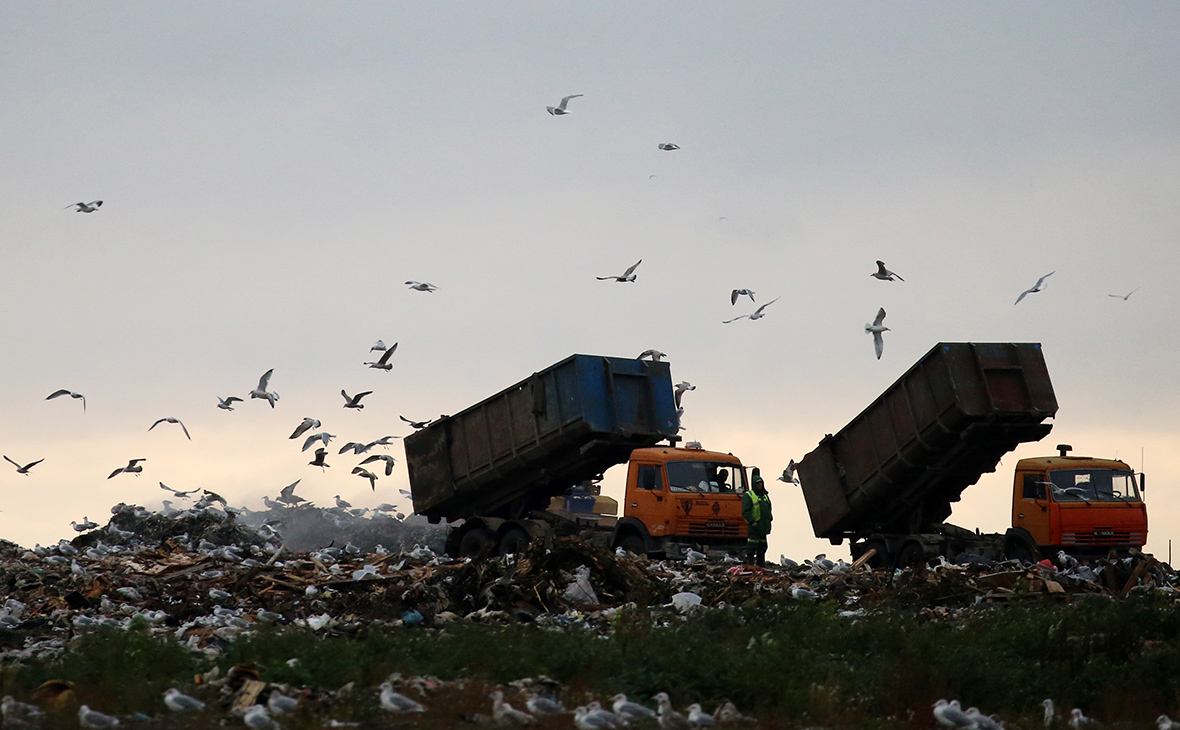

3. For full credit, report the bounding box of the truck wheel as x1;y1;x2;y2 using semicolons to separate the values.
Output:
498;528;531;557
618;533;645;557
459;527;495;559
861;539;890;570
896;542;927;570
1006;541;1037;564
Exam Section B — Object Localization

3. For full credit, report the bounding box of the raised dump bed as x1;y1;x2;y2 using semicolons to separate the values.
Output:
405;354;679;522
797;342;1058;542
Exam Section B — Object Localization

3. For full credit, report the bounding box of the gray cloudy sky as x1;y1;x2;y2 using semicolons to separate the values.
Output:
2;3;1178;561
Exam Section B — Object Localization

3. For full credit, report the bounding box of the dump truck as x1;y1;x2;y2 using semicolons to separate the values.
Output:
796;342;1148;568
404;354;752;558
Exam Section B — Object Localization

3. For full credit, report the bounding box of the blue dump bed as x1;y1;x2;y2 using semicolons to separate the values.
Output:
404;355;680;522
797;343;1058;541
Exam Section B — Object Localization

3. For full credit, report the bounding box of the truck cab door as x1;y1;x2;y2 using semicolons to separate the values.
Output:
626;463;670;538
1013;471;1052;545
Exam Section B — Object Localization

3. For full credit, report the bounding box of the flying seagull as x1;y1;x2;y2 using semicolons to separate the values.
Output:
338;441;372;455
309;448;329;470
1108;288;1140;301
159;482;199;499
722;296;780;324
371;339;388;351
871;260;904;282
46;389;86;412
731;289;755;305
673;381;695;408
360;453;397;476
364;343;398;371
778;460;800;485
65;200;102;213
216;396;243;411
341;389;372;409
289;417;321;440
249;368;279;407
865;307;889;359
658;143;680;150
405;281;438;292
637;349;666;362
546;94;583;115
277;480;304;505
371;435;400;448
108;458;146;479
149;417;191;440
1014;271;1055;305
352;467;379;491
302;432;335;452
400;415;431;429
3;456;44;475
597;259;642;282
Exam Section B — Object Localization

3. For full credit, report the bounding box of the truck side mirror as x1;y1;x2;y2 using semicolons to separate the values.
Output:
1140;472;1146;492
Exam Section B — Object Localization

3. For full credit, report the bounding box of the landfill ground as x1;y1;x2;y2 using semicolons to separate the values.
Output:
2;503;1179;729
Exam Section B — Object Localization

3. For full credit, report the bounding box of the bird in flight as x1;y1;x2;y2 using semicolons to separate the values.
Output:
673;381;695;408
360;453;397;476
65;200;103;213
302;432;335;452
731;289;755;305
405;281;438;292
370;435;400;449
341;390;373;409
289;418;321;440
108;458;147;479
250;369;280;407
597;260;642;282
371;339;388;351
364;343;398;371
865;308;889;359
309;448;329;470
1108;288;1140;301
277;480;305;505
159;482;199;499
1014;271;1055;305
3;456;44;475
546;94;583;115
658;143;680;151
46;389;86;412
400;415;431;429
352;467;379;491
637;349;666;362
216;396;243;411
778;460;801;485
149;417;191;440
723;297;780;324
871;260;904;282
338;441;373;455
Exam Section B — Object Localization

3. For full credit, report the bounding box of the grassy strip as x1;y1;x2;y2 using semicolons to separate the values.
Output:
4;596;1180;725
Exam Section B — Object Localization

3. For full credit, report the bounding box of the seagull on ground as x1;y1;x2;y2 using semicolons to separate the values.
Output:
490;691;535;726
871;260;905;282
309;448;329;470
302;432;336;451
360;454;397;476
267;691;299;715
71;517;98;532
673;381;695;408
289;418;321;440
597;259;642;282
1157;715;1179;730
216;396;243;411
277;480;304;505
163;688;205;713
1069;709;1102;729
933;700;975;729
334;495;352;509
400;415;431;429
1014;271;1055;305
242;705;276;730
546;94;583;115
613;694;656;720
379;682;425;712
3;456;44;475
149;417;191;440
1109;288;1140;301
778;460;800;485
364;345;397;371
584;702;627;728
78;704;120;728
352;467;379;491
730;289;755;305
686;703;716;727
46;389;86;411
341;389;372;409
654;693;690;730
722;296;780;324
405;281;438;292
638;349;666;361
249;369;279;407
526;695;566;716
108;459;146;479
66;200;103;213
865;307;889;359
658;143;680;150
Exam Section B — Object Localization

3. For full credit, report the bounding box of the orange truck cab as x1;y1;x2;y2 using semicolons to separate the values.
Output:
611;443;749;558
1010;444;1147;559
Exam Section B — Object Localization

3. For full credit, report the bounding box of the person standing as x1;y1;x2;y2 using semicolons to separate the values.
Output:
742;467;772;566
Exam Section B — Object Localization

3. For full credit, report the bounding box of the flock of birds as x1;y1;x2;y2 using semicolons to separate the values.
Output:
931;697;1180;730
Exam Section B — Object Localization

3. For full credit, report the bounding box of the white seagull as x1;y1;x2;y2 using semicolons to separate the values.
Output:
249;369;279;407
3;456;44;475
405;281;438;292
78;704;120;728
1069;708;1102;730
149;417;191;440
400;415;431;429
932;699;974;729
277;480;304;505
302;432;336;451
216;396;243;411
612;694;656;720
597;259;642;282
163;688;205;713
364;343;397;371
865;308;889;359
341;389;372;409
778;460;800;485
638;349;666;361
673;381;695;408
722;296;780;324
730;289;755;305
658;143;680;150
490;690;535;726
66;200;103;213
379;682;425;712
546;94;583;115
871;260;904;282
108;459;146;479
71;516;98;532
352;467;379;491
289;418;321;440
371;339;387;351
46;389;86;412
1014;271;1055;305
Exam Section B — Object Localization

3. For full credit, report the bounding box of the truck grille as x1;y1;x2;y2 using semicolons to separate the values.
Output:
1062;530;1144;546
686;521;741;537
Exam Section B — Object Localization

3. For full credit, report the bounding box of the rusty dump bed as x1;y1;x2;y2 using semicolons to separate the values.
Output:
797;342;1058;541
404;354;679;522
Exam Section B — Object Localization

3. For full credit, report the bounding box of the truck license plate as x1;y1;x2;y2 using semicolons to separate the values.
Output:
706;521;725;529
1096;529;1114;537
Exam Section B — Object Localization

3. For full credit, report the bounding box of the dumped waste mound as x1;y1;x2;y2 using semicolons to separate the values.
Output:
244;504;445;554
80;504;269;550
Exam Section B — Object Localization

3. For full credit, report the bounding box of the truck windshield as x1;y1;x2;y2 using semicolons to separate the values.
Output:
666;461;745;493
1049;469;1140;502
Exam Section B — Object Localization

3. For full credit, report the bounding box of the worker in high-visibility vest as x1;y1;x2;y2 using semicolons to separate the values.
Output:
742;467;773;566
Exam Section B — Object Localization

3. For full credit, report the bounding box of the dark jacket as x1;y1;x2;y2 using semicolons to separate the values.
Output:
741;486;773;538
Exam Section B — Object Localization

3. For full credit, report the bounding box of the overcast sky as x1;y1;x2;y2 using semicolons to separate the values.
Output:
2;3;1178;561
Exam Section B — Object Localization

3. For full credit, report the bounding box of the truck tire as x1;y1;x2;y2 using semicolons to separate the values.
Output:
459;527;495;559
618;533;646;557
498;527;531;557
861;539;891;570
896;542;927;570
